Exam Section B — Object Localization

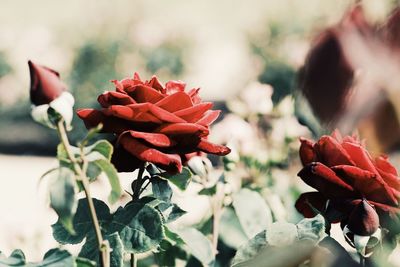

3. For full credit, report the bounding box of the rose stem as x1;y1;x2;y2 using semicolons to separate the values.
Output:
130;253;137;267
56;120;110;267
132;166;146;201
359;253;365;267
211;183;224;255
131;165;146;267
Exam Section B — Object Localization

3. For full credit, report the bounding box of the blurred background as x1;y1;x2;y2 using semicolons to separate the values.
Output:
1;0;399;264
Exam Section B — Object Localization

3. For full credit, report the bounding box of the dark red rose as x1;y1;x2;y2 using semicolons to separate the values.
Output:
28;60;66;106
298;4;369;123
77;73;230;173
299;4;400;152
295;130;400;233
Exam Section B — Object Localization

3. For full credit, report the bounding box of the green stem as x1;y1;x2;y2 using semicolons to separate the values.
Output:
132;166;145;200
130;253;137;267
130;165;146;266
56;120;109;267
359;253;365;267
211;183;224;255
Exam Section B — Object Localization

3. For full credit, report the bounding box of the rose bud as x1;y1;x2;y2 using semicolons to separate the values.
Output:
347;199;379;236
28;60;74;129
342;200;382;258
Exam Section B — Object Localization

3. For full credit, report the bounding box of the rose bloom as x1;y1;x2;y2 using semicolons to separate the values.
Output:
295;131;400;234
77;73;230;173
299;4;400;152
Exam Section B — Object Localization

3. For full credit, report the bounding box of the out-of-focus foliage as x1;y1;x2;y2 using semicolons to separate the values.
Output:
0;52;12;79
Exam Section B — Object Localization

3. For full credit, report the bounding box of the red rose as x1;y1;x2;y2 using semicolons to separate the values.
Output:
77;73;230;173
28;60;66;106
295;130;400;233
299;4;400;152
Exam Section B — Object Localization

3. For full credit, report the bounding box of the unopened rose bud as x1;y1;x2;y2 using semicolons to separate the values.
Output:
29;60;66;105
348;200;379;236
28;61;74;129
343;200;382;257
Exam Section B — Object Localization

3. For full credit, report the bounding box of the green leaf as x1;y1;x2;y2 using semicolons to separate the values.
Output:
93;159;122;204
75;257;96;267
164;227;185;246
35;248;74;267
79;123;103;147
109;203;164;253
57;143;80;163
297;214;325;242
52;198;112;245
232;188;272;239
219;207;248;249
0;249;26;266
161;167;192;190
85;162;102;182
39;168;58;183
49;168;77;234
154;240;188;266
151;176;172;202
79;232;123;267
198;185;217;196
266;221;298;247
86;140;113;161
174;227;214;265
231;230;267;266
158;203;186;223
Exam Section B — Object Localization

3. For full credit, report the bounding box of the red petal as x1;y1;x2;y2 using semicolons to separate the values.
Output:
133;72;141;81
125;84;164;103
165;80;186;95
155;123;209;136
299;28;353;123
331;129;343;142
375;155;398;176
381;7;400;50
174;102;213;122
105;103;186;123
378;168;400;191
132;112;162;124
76;109;129;134
314;135;355;167
197;139;231;155
197;110;220;126
341;141;376;173
155;92;193;112
146;75;164;92
299;137;316;166
112;78;142;93
28;60;66;105
298;162;355;198
332;165;398;206
119;130;175;148
295;192;328;218
98;91;136;108
188;88;202;104
119;135;182;173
